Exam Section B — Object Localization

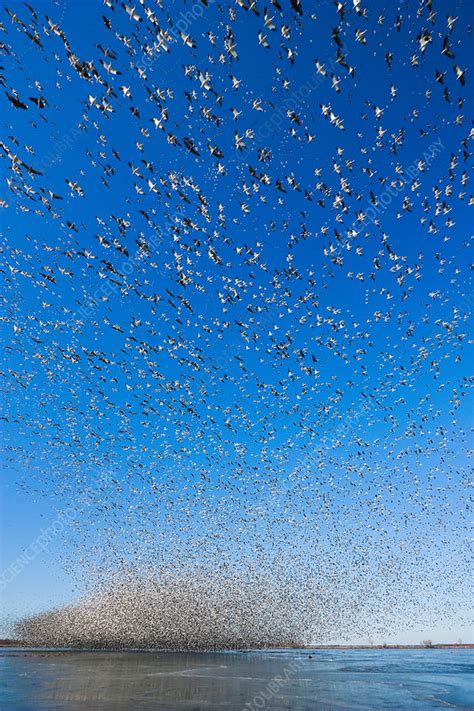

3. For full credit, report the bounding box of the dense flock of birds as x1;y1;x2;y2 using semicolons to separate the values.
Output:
1;0;472;648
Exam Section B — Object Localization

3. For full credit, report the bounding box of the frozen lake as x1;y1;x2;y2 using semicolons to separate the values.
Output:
1;648;472;710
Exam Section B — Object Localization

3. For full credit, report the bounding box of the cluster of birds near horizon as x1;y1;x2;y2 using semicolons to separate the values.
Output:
1;0;472;649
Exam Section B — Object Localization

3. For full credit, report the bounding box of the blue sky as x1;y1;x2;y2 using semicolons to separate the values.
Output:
0;0;472;643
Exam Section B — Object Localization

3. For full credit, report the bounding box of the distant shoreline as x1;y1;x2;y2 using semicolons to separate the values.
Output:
296;644;473;650
0;640;472;651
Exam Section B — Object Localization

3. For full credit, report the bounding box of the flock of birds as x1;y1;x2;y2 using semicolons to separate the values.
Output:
1;0;472;649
